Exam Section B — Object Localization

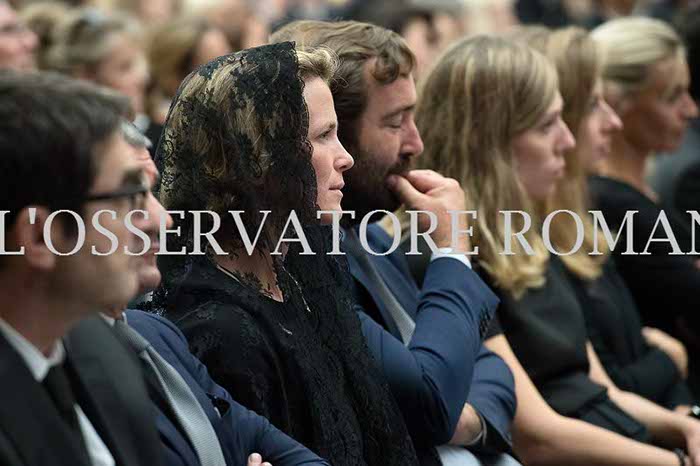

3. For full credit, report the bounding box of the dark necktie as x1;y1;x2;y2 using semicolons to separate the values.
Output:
43;363;91;463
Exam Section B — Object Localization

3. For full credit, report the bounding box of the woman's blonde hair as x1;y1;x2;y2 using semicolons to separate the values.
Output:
592;16;685;100
45;7;141;75
516;26;609;281
416;35;558;298
160;46;338;214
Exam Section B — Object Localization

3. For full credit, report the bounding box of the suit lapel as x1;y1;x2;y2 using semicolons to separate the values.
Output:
0;333;90;466
64;317;162;466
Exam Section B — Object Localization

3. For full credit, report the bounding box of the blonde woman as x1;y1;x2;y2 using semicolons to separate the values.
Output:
590;17;700;358
525;26;696;413
45;7;149;123
414;34;699;465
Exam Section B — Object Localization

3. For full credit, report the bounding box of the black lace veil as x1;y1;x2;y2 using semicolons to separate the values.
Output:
151;42;419;466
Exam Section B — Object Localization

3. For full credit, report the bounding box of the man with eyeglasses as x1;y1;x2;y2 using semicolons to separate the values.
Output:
0;71;162;466
0;1;37;71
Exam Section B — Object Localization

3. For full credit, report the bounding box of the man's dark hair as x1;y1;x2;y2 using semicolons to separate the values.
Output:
0;70;129;228
270;20;415;151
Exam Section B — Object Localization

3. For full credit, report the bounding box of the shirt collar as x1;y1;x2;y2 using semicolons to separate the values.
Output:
0;317;65;382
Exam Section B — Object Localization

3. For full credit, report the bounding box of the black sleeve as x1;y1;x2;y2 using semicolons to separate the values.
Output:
147;312;330;466
673;161;700;220
485;312;504;340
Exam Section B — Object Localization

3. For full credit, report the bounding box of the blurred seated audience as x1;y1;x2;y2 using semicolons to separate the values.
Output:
44;6;150;130
414;33;700;465
520;25;695;414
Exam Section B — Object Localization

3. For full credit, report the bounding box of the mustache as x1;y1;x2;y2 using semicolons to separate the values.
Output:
387;157;412;177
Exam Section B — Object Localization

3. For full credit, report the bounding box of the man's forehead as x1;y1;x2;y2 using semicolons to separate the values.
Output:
363;73;417;115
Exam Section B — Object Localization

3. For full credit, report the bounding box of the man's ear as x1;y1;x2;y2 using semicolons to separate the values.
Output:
12;207;57;271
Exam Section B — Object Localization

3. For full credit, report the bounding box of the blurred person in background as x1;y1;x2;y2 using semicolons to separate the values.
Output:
19;1;68;70
342;0;466;81
0;0;37;70
44;7;151;130
198;0;269;51
650;6;700;246
146;15;232;151
590;17;700;364
95;0;182;26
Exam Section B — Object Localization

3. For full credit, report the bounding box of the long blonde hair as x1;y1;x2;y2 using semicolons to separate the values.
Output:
516;26;610;281
417;35;559;298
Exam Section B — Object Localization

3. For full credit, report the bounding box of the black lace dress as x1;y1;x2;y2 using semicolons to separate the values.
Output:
160;254;417;466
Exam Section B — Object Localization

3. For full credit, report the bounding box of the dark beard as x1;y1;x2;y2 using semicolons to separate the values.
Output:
341;144;411;224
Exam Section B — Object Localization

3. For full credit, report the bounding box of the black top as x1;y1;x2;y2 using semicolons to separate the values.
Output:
568;259;694;409
589;175;700;335
483;256;607;415
159;256;419;466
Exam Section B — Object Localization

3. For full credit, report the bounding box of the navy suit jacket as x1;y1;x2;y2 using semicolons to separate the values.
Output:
124;310;329;466
345;224;516;454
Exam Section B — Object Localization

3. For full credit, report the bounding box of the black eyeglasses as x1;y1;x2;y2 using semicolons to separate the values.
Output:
84;184;149;211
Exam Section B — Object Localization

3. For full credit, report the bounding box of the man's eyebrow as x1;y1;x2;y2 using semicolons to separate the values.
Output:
381;104;415;121
118;168;146;187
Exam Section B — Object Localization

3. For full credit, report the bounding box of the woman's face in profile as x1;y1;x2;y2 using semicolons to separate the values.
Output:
303;77;354;222
511;92;576;202
577;79;623;170
615;56;698;154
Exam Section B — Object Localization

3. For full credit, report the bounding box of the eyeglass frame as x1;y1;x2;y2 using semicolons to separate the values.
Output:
83;183;149;212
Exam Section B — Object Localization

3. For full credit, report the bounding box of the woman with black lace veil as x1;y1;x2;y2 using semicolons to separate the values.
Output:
151;42;420;466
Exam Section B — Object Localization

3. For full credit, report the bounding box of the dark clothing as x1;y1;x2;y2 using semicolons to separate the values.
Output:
124;310;330;466
589;175;700;336
568;260;694;409
345;224;515;457
482;257;649;441
160;255;419;466
0;317;163;466
650;120;700;227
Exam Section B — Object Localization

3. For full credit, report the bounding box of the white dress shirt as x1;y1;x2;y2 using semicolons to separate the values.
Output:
0;318;115;466
430;247;473;269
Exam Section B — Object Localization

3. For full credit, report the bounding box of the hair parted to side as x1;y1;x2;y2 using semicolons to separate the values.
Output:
45;7;141;75
516;26;609;281
270;20;415;148
591;16;685;100
417;35;559;298
296;46;338;84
